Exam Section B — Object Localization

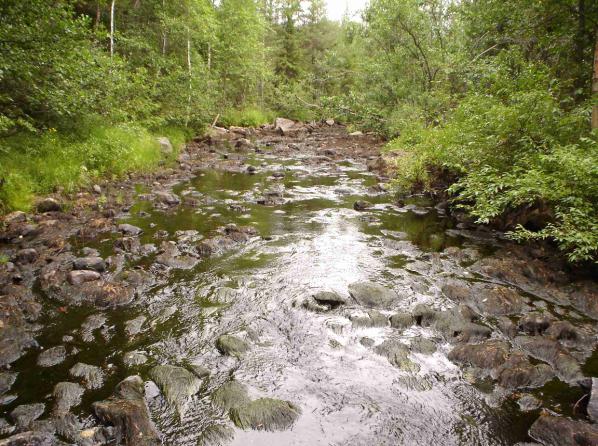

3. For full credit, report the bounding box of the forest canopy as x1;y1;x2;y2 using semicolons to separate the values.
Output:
0;0;597;262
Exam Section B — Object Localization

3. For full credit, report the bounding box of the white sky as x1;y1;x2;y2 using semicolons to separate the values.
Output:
326;0;368;21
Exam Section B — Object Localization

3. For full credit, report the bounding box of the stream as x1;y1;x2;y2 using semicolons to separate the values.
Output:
0;125;597;446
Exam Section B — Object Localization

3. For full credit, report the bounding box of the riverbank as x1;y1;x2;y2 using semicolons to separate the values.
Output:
0;122;597;445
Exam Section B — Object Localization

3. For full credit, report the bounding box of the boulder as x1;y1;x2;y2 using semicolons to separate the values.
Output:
37;198;62;213
348;282;398;308
448;340;509;370
389;312;414;329
312;291;347;308
528;414;598;446
69;363;104;389
0;431;56;445
588;377;598;422
149;365;202;416
230;398;301;432
93;376;160;446
515;336;583;383
118;224;143;236
37;346;67;367
14;249;37;264
124;316;146;337
517;394;542;411
410;338;437;355
9;403;45;428
350;310;388;328
216;335;249;357
52;382;84;414
353;200;372;211
211;381;250;411
375;339;420;372
68;270;100;285
495;352;554;389
72;256;106;272
157;137;173;155
275;118;301;136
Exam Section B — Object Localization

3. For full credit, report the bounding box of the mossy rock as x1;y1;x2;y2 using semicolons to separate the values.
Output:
150;365;202;416
211;381;250;411
215;335;249;357
375;339;420;372
230;398;301;431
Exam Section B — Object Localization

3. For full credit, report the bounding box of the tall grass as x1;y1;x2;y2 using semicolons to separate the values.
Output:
0;123;191;213
219;107;276;128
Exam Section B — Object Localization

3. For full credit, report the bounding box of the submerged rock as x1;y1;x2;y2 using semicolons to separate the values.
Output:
348;282;398;308
37;346;67;367
230;398;301;432
375;339;420;372
517;394;541;411
211;381;250;411
52;382;84;414
528;414;598;446
495;353;554;390
150;365;202;416
410;337;437;355
350;310;388;328
93;375;160;446
80;314;107;343
69;363;104;389
216;335;249;357
124;316;147;337
9;403;45;428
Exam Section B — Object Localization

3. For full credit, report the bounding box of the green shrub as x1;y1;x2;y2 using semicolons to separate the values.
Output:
219;107;276;128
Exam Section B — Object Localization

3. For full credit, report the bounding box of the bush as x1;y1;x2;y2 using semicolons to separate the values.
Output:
219;107;276;127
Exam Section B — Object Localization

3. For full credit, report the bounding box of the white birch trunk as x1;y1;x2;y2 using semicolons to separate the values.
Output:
110;0;116;59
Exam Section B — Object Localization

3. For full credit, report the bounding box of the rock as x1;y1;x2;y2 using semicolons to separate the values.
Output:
153;190;180;206
312;291;346;308
229;126;249;136
3;211;26;224
118;224;143;236
93;184;102;194
348;282;398;308
350;310;388;328
123;351;148;367
349;131;363;136
375;339;420;372
517;394;541;411
77;280;134;308
410;338;437;355
588;377;598;422
80;314;106;342
390;312;414;329
246;165;257;174
37;346;67;367
0;373;17;396
124;316;146;337
149;365;202;416
325;118;335;126
448;340;509;370
353;200;372;211
360;337;375;347
68;270;100;285
230;398;301;432
9;403;45;428
515;336;582;383
155;242;198;269
93;375;160;446
0;418;15;436
72;256;106;272
275;118;302;136
37;198;62;213
528;414;598;446
0;431;56;445
570;282;598;320
14;248;37;264
52;382;84;414
518;312;552;335
212;381;250;411
495;352;554;389
412;304;437;327
216;335;249;357
157;137;173;155
69;363;104;389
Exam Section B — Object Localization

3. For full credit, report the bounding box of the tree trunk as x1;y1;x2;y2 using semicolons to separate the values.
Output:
110;0;116;59
185;27;192;127
95;1;101;30
592;32;598;130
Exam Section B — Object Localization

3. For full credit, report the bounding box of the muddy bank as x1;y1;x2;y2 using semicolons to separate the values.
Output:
0;121;597;445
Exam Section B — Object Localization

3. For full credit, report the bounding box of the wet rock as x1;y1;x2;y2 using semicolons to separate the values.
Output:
93;375;160;446
348;282;398;308
37;198;62;213
350;310;388;328
0;373;17;396
353;200;372;211
589;377;598;422
80;314;106;342
389;312;414;330
396;375;434;392
515;336;582;383
442;280;527;316
495;353;554;389
124;316;146;337
197;237;236;258
0;418;15;436
275;118;303;136
312;291;347;308
149;365;202;416
301;298;328;312
3;211;26;224
412;304;437;327
448;340;509;370
518;312;552;335
0;431;56;445
77;280;134;308
212;381;250;411
14;249;37;264
570;282;598;320
528;414;598;446
118;224;143;236
154;190;180;207
517;394;541;411
67;270;100;285
0;395;17;406
375;339;420;372
246;165;257;174
155;241;198;269
223;224;258;243
230;398;301;432
52;382;84;414
360;337;375;347
410;338;437;355
123;351;148;367
72;256;106;272
37;346;67;367
216;335;249;357
69;363;104;389
114;237;141;254
9;403;45;428
497;316;518;338
545;321;589;349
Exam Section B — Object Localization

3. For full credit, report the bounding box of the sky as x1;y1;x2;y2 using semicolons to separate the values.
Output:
326;0;368;21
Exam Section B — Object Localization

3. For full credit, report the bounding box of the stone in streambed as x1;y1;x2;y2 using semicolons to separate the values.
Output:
93;375;160;446
52;382;84;414
123;351;148;367
517;394;541;411
68;270;100;285
350;310;388;328
348;282;398;309
389;312;414;329
495;352;554;390
312;291;347;308
124;316;146;337
211;381;250;411
353;200;372;211
514;336;582;383
216;335;249;357
37;198;62;213
410;337;437;355
230;398;301;432
9;403;45;428
375;339;420;372
588;377;598;422
69;363;104;389
0;373;17;396
118;224;143;236
149;365;202;416
72;256;106;272
528;414;598;446
448;340;509;370
37;346;67;367
14;248;37;264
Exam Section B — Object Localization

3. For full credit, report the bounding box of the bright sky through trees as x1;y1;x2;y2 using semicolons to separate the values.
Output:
326;0;367;20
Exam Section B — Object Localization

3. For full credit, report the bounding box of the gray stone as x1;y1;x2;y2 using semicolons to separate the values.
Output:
517;394;541;411
0;373;17;396
68;270;101;285
312;291;347;307
123;351;148;367
157;137;173;155
9;403;45;428
149;365;202;416
37;198;62;213
589;377;598;422
14;248;37;264
80;314;106;343
53;382;84;414
69;363;104;389
72;256;106;272
375;339;420;372
124;316;146;337
348;282;398;308
529;414;598;446
410;337;437;355
230;398;301;432
353;200;372;211
390;312;414;329
37;346;67;367
211;381;250;411
216;334;249;357
118;224;143;236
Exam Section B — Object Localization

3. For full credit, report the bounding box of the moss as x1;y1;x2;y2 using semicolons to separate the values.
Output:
211;381;250;411
229;398;301;431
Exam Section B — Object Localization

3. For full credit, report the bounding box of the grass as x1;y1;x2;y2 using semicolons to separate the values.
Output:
219;107;276;128
0;122;192;213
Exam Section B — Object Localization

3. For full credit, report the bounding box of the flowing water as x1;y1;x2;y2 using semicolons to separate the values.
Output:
2;132;596;445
